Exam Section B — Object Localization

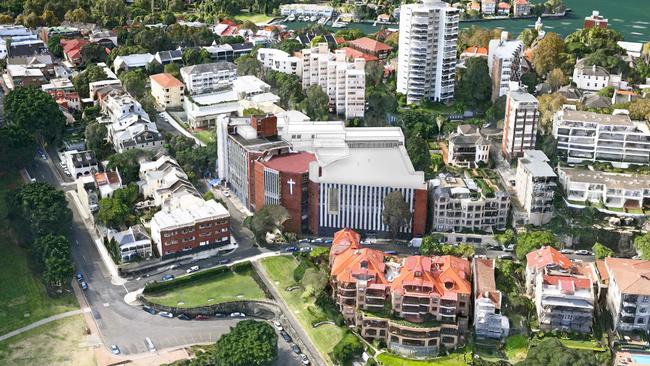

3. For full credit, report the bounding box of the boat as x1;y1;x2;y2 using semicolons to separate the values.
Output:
332;21;348;28
297;15;304;21
318;17;327;25
287;14;295;22
310;15;318;22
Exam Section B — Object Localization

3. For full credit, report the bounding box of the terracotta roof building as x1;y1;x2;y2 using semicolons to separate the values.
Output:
61;38;89;66
348;37;393;60
150;73;185;109
604;258;650;331
340;47;379;62
473;258;509;339
460;46;488;60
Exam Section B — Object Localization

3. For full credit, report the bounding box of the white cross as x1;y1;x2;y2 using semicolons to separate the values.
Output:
287;178;296;195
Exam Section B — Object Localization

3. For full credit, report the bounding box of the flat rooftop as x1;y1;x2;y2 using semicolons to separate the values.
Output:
560;167;650;190
562;109;633;126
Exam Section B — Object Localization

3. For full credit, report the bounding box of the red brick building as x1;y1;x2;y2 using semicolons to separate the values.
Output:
253;151;316;234
584;10;608;29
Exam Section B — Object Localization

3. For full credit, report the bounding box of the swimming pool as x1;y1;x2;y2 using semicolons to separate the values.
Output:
632;355;650;365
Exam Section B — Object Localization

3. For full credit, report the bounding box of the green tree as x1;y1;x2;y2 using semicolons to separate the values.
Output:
332;332;364;366
80;43;108;65
72;64;107;98
5;87;66;143
592;242;614;260
335;28;365;41
0;126;37;171
382;191;412;239
537;93;567;134
206;320;277;366
634;233;650;260
300;85;329;120
243;108;265;117
495;229;515;246
518;28;538;48
247;205;289;243
532;32;566;76
10;182;72;238
516;230;559;260
456;57;492;107
164;62;181;79
235;54;261;77
628;98;650;122
277;38;303;54
64;8;89;23
107;149;152;183
546;67;566;92
96;183;139;228
34;234;73;287
47;34;63;57
119;69;147;99
91;0;127;27
182;47;201;66
406;132;431;174
517;337;600;366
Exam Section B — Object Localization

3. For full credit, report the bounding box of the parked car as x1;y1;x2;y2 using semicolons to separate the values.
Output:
324;239;333;245
143;305;157;315
298;239;310;244
291;344;301;354
284;246;298;252
217;258;230;265
63;169;71;177
186;265;200;274
159;311;174;318
300;354;310;365
575;250;592;256
194;314;210;320
223;191;230;197
560;249;574;254
498;254;514;260
299;246;312;253
110;344;120;355
177;314;191;320
75;273;84;282
161;274;175;281
145;337;156;352
272;321;283;331
280;331;291;342
80;280;88;290
384;250;398;255
214;312;226;318
311;238;324;244
504;244;515;252
59;161;66;168
230;312;246;318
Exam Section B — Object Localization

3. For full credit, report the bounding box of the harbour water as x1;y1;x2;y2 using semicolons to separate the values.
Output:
283;0;650;42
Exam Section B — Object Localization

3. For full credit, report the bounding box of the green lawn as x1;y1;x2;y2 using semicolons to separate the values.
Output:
0;172;77;335
234;12;274;24
505;334;529;362
261;256;345;365
559;338;607;352
144;268;266;307
0;315;94;366
192;129;215;145
376;349;470;366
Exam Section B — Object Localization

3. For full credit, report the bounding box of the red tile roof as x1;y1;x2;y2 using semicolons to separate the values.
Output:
542;275;592;293
392;255;471;298
259;151;316;174
150;73;184;88
498;2;511;9
604;257;650;296
61;38;89;60
462;46;488;57
514;0;528;4
474;258;502;309
349;37;393;53
331;247;387;285
526;246;572;270
340;47;379;62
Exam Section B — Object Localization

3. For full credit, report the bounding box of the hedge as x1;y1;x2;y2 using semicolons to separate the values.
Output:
143;265;229;294
231;260;252;273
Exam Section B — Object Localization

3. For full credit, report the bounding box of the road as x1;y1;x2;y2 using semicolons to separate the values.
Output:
26;152;302;365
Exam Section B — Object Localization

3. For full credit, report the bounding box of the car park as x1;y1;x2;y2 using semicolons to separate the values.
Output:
76;273;84;282
110;344;120;355
143;305;157;315
177;314;191;320
575;250;592;256
291;344;301;354
280;331;291;342
186;265;200;274
159;311;174;318
560;249;574;254
272;321;283;331
300;354;310;365
161;274;175;281
80;281;88;290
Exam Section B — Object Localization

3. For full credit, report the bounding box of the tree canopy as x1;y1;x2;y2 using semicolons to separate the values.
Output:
0;126;37;171
532;33;567;76
382;191;412;238
96;183;140;228
34;234;73;287
592;242;614;260
107;149;153;184
5;87;66;143
247;205;290;243
9;182;72;238
332;332;364;366
72;64;108;98
300;85;329;121
516;230;559;260
517;337;601;366
634;233;650;260
456;57;492;107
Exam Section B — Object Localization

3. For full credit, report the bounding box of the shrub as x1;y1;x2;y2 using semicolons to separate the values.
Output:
293;259;311;282
332;332;364;365
231;261;252;273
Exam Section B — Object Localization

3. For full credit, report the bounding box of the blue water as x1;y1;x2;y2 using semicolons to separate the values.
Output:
633;355;650;364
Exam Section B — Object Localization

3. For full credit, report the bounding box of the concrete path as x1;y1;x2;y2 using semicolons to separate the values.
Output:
160;111;206;147
0;308;90;342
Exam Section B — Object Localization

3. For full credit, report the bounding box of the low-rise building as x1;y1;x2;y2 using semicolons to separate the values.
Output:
558;167;650;214
460;46;488;60
76;175;99;214
481;0;496;14
180;62;237;95
446;124;490;167
113;53;154;72
150;73;185;109
154;49;182;65
42;78;81;111
65;150;98;179
430;174;510;233
94;171;122;199
473;258;509;339
347;37;393;60
6;64;46;89
497;2;510;15
515;150;556;226
513;0;531;16
60;38;89;66
150;195;231;259
584;10;608;29
108;225;153;262
526;246;595;333
140;155;199;207
604;257;650;332
257;48;302;76
572;58;612;92
553;106;650;166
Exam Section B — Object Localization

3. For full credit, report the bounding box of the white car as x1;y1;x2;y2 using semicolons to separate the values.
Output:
186;265;200;274
272;321;283;331
300;354;310;365
110;344;120;355
223;191;230;197
159;311;174;318
575;250;592;256
560;249;574;254
230;312;246;317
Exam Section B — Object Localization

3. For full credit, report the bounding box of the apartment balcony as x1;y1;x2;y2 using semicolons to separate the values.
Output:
621;308;637;317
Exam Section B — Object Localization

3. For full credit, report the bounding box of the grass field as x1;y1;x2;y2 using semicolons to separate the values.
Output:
559;338;607;352
505;334;529;362
261;256;345;365
192;129;215;145
376;349;471;366
0;315;94;366
144;268;266;307
234;12;274;24
0;172;77;335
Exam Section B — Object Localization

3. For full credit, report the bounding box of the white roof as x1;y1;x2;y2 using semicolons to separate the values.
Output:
152;196;230;230
232;75;270;95
191;89;239;105
7;64;43;77
114;53;154;68
249;92;280;104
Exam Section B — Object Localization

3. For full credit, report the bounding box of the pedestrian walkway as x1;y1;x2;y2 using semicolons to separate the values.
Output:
160;111;206;147
0;308;91;342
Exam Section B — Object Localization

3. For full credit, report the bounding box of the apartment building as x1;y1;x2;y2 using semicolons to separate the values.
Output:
481;0;496;14
553;106;650;166
446;124;490;167
515;150;556;226
150;195;231;259
396;0;459;104
430;174;510;233
107;225;153;262
257;48;301;76
180;62;237;95
473;258;509;339
604;258;650;332
139;155;200;207
150;73;185;109
526;246;595;333
300;44;366;119
558;167;650;213
488;32;524;100
502;85;539;161
329;228;471;357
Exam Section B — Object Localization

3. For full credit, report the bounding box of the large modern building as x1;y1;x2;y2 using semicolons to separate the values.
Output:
396;0;459;104
558;167;650;213
329;228;471;357
515;150;556;226
502;85;539;161
257;48;302;76
488;32;524;100
526;246;596;333
446;124;490;168
473;258;509;339
430;174;510;233
604;257;650;332
553;106;650;166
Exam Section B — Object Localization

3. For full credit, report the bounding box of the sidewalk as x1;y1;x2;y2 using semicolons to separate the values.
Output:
160;111;205;147
0;308;90;342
